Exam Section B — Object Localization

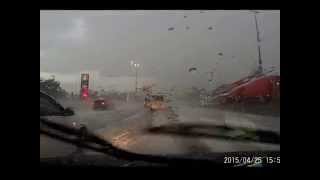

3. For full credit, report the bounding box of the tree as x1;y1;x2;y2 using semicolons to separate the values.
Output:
40;77;68;99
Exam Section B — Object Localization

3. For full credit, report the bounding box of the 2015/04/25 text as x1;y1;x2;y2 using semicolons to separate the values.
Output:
224;156;280;164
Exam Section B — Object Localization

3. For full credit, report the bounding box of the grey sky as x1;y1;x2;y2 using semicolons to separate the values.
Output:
40;10;280;92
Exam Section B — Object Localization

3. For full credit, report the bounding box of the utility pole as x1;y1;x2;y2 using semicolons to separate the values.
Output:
252;10;263;73
135;67;138;93
92;72;94;91
208;71;214;82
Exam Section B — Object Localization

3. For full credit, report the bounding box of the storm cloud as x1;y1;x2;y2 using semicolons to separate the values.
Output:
40;10;280;92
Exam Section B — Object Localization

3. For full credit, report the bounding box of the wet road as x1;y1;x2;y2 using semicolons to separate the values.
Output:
40;98;280;158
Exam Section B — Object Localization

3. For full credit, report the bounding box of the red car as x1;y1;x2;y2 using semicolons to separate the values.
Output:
215;73;280;104
93;98;113;110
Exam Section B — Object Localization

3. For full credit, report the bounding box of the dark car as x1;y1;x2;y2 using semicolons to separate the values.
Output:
93;98;112;110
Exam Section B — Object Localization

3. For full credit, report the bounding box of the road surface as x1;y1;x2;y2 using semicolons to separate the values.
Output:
40;98;280;158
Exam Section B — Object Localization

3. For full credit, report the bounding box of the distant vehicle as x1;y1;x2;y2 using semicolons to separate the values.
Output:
93;98;113;110
144;94;167;111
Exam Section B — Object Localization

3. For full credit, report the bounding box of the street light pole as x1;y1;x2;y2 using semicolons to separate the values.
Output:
131;61;140;94
252;10;263;73
135;66;138;93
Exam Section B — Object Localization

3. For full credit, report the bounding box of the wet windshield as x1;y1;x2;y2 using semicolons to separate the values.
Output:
40;10;280;161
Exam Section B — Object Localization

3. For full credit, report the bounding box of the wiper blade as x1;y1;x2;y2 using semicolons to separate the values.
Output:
40;118;107;146
146;123;280;145
40;118;224;166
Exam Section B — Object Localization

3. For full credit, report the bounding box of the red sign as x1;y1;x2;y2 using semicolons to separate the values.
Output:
80;73;90;100
81;74;89;89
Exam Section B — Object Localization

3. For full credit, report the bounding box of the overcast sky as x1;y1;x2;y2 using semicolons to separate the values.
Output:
40;10;280;93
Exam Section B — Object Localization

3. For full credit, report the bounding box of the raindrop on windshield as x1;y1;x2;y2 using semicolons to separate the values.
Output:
188;67;197;72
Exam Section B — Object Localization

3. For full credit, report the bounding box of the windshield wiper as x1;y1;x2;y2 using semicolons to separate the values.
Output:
146;123;280;144
40;118;225;167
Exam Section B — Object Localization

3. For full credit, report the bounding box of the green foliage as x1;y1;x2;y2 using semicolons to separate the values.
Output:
40;77;68;98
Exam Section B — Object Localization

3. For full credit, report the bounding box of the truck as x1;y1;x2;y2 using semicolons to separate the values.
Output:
213;71;280;104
